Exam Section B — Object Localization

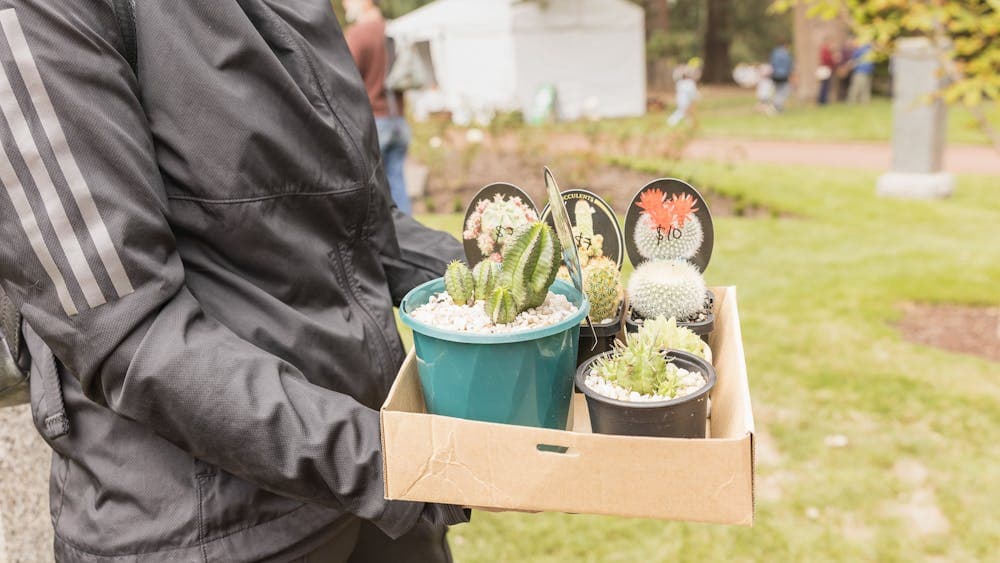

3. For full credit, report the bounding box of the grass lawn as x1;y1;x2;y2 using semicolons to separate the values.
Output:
548;87;1000;146
406;159;1000;562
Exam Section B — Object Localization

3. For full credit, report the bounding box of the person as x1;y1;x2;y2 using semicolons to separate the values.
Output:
817;35;839;105
847;41;875;104
0;1;469;560
756;63;777;116
769;39;794;113
837;37;856;102
344;0;413;214
668;63;700;127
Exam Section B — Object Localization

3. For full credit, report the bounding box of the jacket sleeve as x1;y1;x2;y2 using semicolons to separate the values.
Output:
380;204;464;305
0;1;464;538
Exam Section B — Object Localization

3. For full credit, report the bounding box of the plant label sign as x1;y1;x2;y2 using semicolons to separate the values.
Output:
540;189;625;270
461;183;539;266
624;179;714;272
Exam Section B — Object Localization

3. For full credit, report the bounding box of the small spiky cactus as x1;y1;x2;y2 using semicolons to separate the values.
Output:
499;222;562;311
583;257;623;323
444;261;475;305
472;260;498;301
627;260;706;322
486;285;519;325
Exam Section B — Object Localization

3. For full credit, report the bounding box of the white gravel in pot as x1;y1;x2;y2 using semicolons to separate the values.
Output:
410;292;578;334
584;367;706;403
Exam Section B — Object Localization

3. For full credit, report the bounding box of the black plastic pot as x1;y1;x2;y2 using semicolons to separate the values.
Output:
625;290;715;342
576;304;625;367
575;349;716;438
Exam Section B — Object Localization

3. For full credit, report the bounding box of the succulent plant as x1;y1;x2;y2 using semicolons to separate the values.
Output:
582;257;622;323
637;316;709;361
472;260;498;301
593;334;690;397
627;260;706;322
633;189;703;261
444;260;475;305
486;285;519;325
498;222;562;312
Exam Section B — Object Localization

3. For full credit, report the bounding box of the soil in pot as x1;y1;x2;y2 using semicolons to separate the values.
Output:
575;349;716;438
625;289;715;342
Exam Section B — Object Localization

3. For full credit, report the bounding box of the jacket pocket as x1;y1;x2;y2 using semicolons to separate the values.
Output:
23;323;69;440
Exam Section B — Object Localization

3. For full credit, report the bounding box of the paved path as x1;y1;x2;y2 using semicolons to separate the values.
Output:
685;137;1000;176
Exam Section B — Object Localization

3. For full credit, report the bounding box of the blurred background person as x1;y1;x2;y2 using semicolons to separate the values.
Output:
837;36;856;102
769;38;794;113
817;35;839;105
345;0;413;213
756;63;777;116
668;59;701;127
847;40;875;104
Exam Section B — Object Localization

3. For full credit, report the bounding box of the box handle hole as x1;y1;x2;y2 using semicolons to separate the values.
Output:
536;444;578;456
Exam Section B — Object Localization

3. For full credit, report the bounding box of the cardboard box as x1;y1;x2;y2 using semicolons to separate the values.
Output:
381;286;754;525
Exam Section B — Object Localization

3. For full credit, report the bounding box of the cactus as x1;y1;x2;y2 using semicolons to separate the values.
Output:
444;260;475;305
593;333;693;398
486;285;519;325
472;260;498;301
583;257;623;323
500;222;562;311
627;260;706;322
633;190;703;260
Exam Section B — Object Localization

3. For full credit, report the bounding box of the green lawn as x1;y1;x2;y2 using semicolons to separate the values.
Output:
547;88;1000;146
408;160;1000;562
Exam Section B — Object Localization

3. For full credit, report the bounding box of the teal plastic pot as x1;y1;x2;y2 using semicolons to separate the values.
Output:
400;279;589;429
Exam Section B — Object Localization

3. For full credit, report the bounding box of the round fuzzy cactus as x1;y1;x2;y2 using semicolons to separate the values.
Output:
627;260;706;322
634;212;703;261
486;285;518;325
633;189;704;260
444;261;475;306
472;260;499;301
583;257;623;323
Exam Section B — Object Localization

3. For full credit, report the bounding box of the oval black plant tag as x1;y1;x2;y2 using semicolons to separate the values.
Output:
540;189;624;270
623;178;714;272
461;183;539;266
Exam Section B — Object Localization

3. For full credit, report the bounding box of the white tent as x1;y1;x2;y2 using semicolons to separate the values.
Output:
387;0;646;121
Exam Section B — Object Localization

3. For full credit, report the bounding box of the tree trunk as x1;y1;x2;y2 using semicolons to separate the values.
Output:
702;0;733;84
643;0;670;40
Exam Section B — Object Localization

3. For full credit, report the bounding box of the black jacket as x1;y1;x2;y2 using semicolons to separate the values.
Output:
0;1;464;560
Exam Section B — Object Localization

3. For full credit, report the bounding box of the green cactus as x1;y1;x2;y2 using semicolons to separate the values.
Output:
627;260;706;321
444;260;475;305
593;334;693;398
583;257;622;323
634;212;704;261
486;285;519;325
500;222;561;311
472;260;498;301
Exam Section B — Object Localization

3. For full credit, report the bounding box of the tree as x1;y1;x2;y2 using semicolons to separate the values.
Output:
771;0;1000;151
702;0;734;83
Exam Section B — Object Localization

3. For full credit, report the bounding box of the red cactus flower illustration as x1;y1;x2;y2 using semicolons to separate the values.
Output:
668;193;699;228
636;188;675;231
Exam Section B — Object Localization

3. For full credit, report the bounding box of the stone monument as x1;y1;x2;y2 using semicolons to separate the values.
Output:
877;37;954;198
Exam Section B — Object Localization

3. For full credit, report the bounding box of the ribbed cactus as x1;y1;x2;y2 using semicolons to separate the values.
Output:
472;260;498;301
444;261;475;305
500;222;562;311
486;285;519;325
572;200;604;267
627;260;706;322
583;257;623;323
